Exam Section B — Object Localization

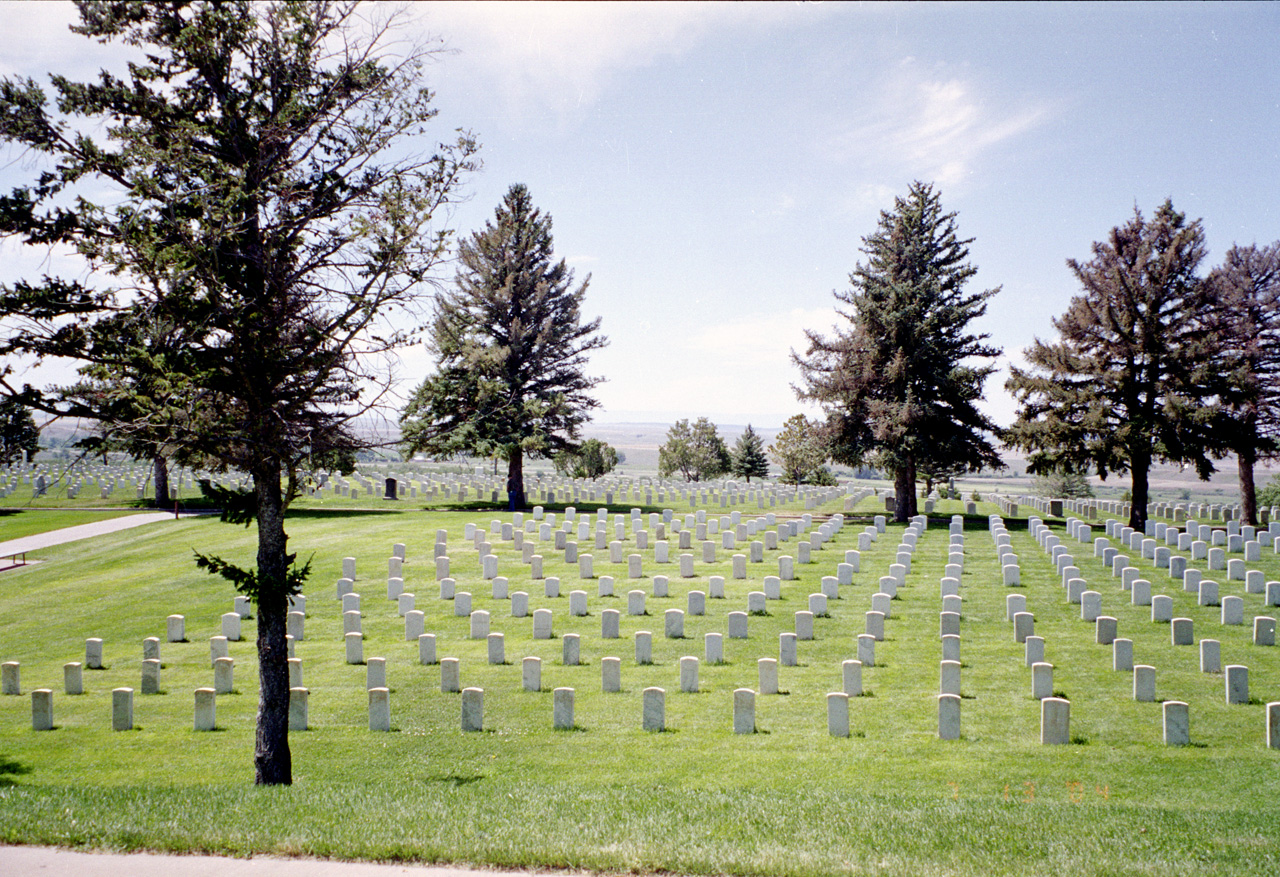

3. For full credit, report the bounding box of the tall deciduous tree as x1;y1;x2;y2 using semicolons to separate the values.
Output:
1206;242;1280;525
731;424;769;483
1032;466;1096;500
400;184;606;509
0;397;39;467
1005;200;1218;532
0;1;476;784
658;417;731;482
554;438;620;480
793;181;1002;522
768;415;828;485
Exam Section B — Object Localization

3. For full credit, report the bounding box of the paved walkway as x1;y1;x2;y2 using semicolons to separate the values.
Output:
0;512;184;560
0;846;548;877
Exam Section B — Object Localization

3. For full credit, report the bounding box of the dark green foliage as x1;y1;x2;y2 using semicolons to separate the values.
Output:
1006;201;1218;531
794;181;1002;520
731;424;769;482
808;466;838;487
554;438;620;480
0;1;474;784
193;550;311;604
400;184;606;510
1205;242;1280;524
197;480;258;527
1256;473;1280;510
0;397;39;466
658;417;732;482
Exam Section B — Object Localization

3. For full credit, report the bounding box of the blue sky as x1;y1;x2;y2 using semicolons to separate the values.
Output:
3;2;1278;430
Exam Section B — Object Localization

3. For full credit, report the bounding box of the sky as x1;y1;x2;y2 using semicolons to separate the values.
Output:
2;1;1279;431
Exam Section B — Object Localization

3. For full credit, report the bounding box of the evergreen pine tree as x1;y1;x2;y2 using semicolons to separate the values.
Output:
400;184;607;509
1205;242;1280;525
793;181;1002;521
0;398;39;467
1006;200;1219;532
731;424;769;482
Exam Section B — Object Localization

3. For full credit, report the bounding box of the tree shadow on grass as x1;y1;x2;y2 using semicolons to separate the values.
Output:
425;774;485;787
284;508;409;520
0;754;32;786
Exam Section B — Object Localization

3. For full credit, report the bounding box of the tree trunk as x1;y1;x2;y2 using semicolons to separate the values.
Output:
893;462;912;524
1128;451;1150;533
153;455;170;509
906;454;919;519
253;465;292;785
1238;447;1258;527
507;449;526;511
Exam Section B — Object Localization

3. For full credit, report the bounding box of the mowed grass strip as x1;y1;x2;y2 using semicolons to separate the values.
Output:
1;498;1279;876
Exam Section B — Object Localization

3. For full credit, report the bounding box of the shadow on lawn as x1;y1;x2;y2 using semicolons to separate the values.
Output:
283;508;409;520
425;774;485;787
0;754;32;786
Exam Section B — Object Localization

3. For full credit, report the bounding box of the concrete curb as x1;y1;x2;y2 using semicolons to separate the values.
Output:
0;846;567;877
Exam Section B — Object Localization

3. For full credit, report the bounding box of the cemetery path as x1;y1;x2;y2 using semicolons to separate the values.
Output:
0;511;189;560
0;846;567;876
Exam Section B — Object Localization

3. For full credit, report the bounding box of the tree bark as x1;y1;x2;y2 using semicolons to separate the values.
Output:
893;461;912;523
1128;450;1150;533
152;455;170;509
507;449;526;511
1238;447;1258;527
253;465;292;785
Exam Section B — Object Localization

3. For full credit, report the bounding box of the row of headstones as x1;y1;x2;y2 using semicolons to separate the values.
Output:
1103;515;1280;562
1039;515;1274;664
991;515;1085;743
1150;501;1261;523
315;509;878;723
14;624;1267;746
3;511;1077;739
15;470;157;500
0;611;286;698
1024;516;1272;742
1089;523;1280;614
337;524;856;603
10;536;1257;745
990;516;1024;586
938;515;978;700
872;513;967;741
354;682;863;736
351;468;848;509
492;507;831;546
344;512;850;593
20;684;283;732
473;507;824;544
985;494;1022;518
1045;515;1280;624
334;564;861;665
349;563;863;629
993;515;1094;743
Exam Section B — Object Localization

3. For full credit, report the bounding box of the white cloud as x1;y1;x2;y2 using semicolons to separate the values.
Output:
415;1;816;115
591;306;835;425
824;62;1050;191
0;1;144;81
684;306;839;370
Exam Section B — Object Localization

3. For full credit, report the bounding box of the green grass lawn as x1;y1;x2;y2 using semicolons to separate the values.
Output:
1;496;1278;875
0;509;155;542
